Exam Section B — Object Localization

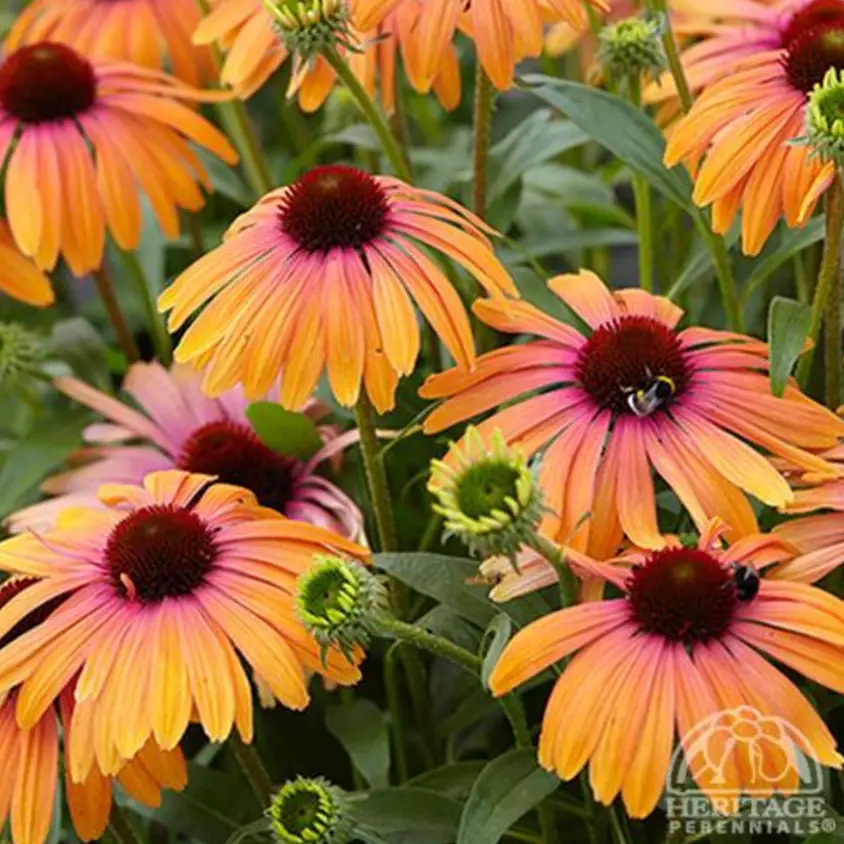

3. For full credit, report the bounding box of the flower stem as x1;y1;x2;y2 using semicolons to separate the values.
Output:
120;248;173;365
230;734;274;808
354;392;398;554
629;79;654;292
472;63;495;218
798;174;844;391
92;265;140;364
525;533;580;608
374;614;482;672
322;45;413;182
696;223;743;331
108;805;144;844
647;0;693;113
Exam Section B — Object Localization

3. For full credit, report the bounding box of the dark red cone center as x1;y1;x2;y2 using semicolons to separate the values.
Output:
279;165;390;253
177;420;299;515
781;2;844;93
0;43;97;123
575;315;690;415
104;505;218;603
628;547;739;643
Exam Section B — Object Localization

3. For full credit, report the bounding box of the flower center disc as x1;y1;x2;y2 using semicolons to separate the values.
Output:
0;576;66;648
575;315;689;415
628;548;738;643
279;164;390;253
177;420;299;514
104;505;218;603
455;461;521;519
0;43;97;123
782;6;844;93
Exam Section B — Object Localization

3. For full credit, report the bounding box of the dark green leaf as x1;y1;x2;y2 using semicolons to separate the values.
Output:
348;787;462;844
480;615;512;686
48;318;109;387
0;418;85;518
245;402;323;460
457;749;558;844
131;764;253;844
520;75;698;216
743;218;826;304
374;553;550;630
767;296;812;397
326;700;391;788
407;762;487;801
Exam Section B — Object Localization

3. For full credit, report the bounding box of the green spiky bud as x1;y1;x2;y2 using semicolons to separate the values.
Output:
267;777;352;844
260;0;357;61
296;556;386;661
800;67;844;165
598;15;666;94
428;427;544;560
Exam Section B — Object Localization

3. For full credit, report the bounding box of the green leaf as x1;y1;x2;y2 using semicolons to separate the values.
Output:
0;418;85;518
374;553;550;630
480;614;512;686
743;218;826;304
131;764;253;844
407;762;487;800
486;110;590;205
457;749;558;844
326;700;391;788
767;296;812;397
348;788;462;844
245;402;323;460
520;75;699;216
47;318;109;387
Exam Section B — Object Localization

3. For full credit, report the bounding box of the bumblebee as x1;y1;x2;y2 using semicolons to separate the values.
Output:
624;372;676;418
731;563;760;602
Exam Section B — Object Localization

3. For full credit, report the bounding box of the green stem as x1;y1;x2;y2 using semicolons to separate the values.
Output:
92;265;140;364
798;174;844;389
322;45;413;182
187;213;206;260
525;534;579;609
120;248;173;365
608;805;631;844
375;615;482;673
230;734;274;808
629;78;653;292
472;63;495;218
354;392;398;554
384;643;410;782
108;805;144;844
696;223;743;331
647;0;693;113
827;243;842;409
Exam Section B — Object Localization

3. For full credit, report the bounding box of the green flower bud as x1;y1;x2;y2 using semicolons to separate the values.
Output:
598;15;666;94
428;427;544;560
267;777;352;844
260;0;356;61
297;555;386;660
801;67;844;166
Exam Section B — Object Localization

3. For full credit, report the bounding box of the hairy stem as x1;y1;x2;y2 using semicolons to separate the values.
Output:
92;265;139;364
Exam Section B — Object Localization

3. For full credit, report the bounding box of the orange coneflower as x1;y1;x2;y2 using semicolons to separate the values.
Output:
7;362;363;540
663;0;844;254
192;0;396;105
0;40;237;276
490;520;844;818
0;221;53;308
0;577;186;844
0;470;369;779
414;0;608;91
420;270;844;558
4;0;215;86
159;164;517;411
